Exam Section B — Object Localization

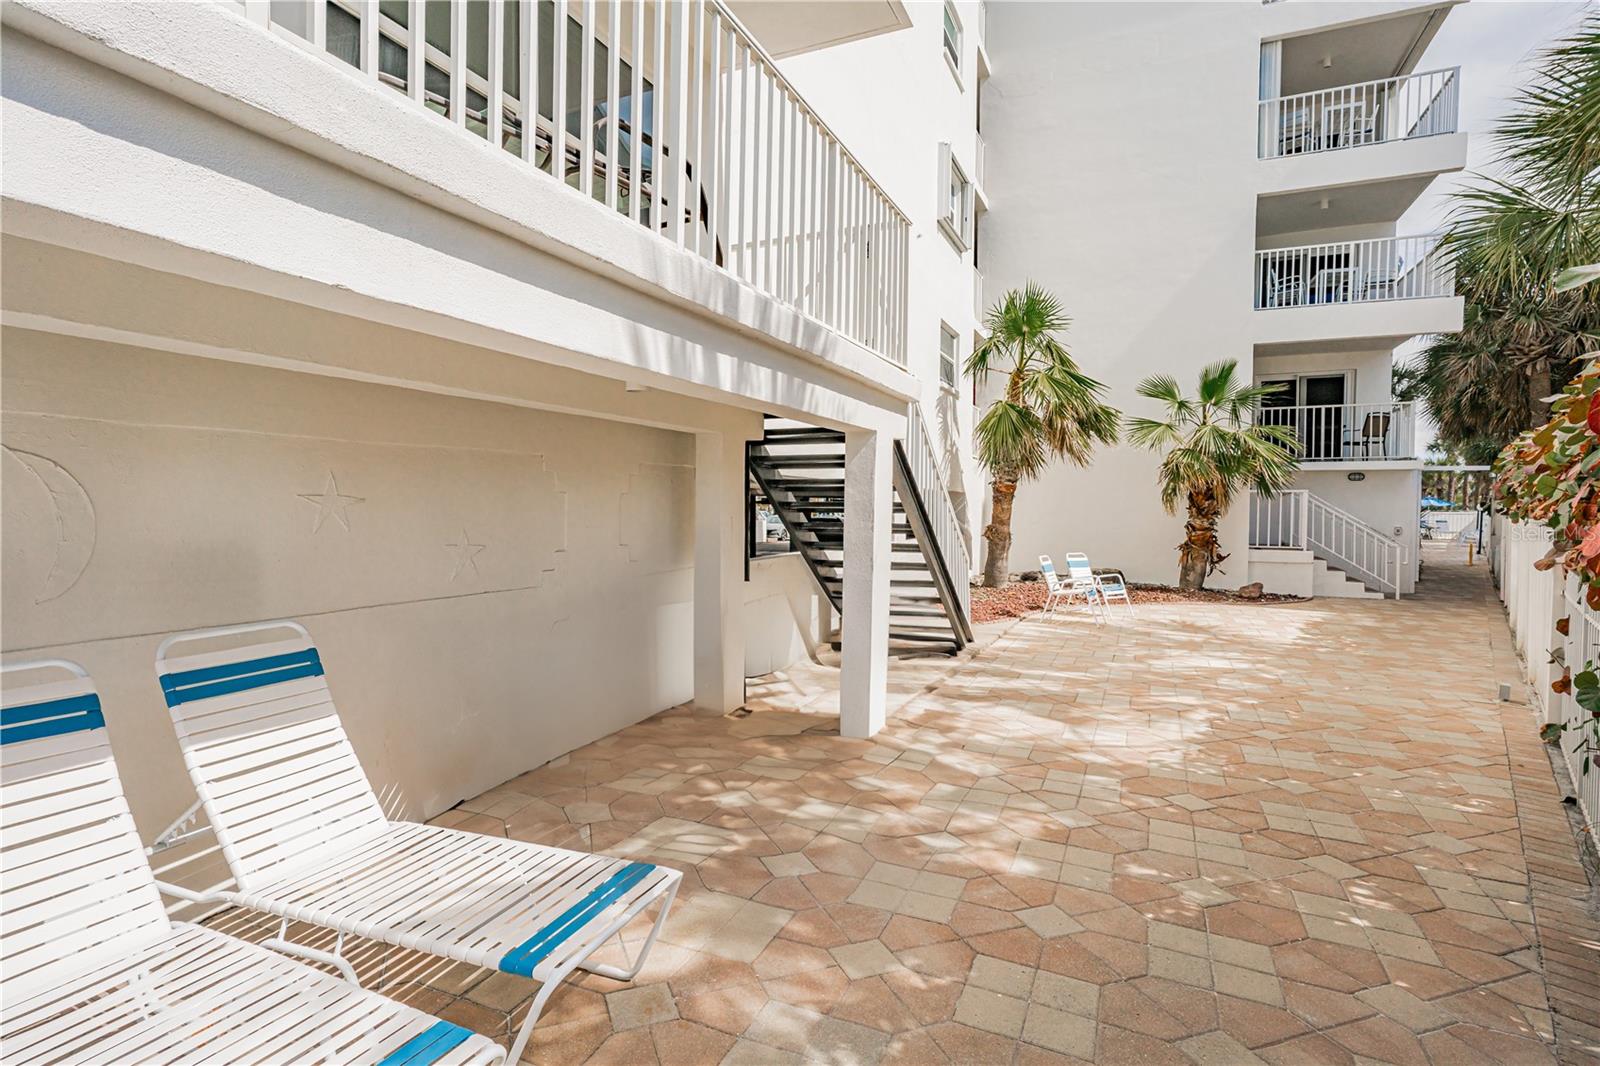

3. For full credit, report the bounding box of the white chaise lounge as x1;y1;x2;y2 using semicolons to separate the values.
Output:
1038;554;1103;621
152;622;681;1064
1065;553;1135;618
1;658;504;1066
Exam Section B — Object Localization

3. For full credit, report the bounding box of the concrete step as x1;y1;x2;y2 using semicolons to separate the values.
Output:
1311;557;1384;599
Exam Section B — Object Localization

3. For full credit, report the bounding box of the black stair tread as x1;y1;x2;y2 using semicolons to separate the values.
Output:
762;428;846;442
888;631;961;643
752;455;846;466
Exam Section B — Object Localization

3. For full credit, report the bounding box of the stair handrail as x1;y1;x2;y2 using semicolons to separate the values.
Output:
1304;492;1403;597
901;405;972;628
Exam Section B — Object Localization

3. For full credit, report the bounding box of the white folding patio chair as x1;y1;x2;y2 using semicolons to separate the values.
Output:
1038;555;1104;622
1065;553;1135;618
152;621;681;1064
0;658;503;1066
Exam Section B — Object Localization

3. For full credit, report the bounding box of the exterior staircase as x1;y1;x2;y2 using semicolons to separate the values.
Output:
749;414;974;655
1248;489;1406;598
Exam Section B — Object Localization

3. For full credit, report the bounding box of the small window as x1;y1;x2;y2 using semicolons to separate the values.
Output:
940;324;960;389
942;2;962;79
937;143;973;251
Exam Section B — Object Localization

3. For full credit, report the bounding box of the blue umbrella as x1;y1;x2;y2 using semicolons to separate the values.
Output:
1420;496;1457;509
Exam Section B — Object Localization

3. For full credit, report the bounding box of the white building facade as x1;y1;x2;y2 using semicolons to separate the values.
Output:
981;0;1466;599
0;0;1462;842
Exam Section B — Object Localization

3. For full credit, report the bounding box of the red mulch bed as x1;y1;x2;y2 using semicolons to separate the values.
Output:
970;579;1305;623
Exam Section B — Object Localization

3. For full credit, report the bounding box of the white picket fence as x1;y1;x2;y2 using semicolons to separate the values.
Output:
1491;515;1600;835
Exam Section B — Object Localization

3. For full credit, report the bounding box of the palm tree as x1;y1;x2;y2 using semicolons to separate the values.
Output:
1412;12;1600;451
966;282;1120;587
1126;360;1300;590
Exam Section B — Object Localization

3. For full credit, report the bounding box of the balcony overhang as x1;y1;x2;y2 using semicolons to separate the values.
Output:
1258;174;1438;236
3;0;918;423
1254;132;1465;204
1271;2;1461;91
1258;132;1467;205
1263;0;1464;52
725;0;911;59
1253;296;1463;354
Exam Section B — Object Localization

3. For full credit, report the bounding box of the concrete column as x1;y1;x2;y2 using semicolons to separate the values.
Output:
840;428;892;738
693;431;744;715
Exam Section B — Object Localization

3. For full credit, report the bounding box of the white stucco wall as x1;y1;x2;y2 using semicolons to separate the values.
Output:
1295;466;1423;592
742;553;831;676
979;1;1261;587
2;329;709;837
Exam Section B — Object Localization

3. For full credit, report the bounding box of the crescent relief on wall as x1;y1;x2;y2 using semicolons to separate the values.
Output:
3;445;97;604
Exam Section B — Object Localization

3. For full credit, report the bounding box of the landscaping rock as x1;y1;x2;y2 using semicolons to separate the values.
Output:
1237;582;1264;600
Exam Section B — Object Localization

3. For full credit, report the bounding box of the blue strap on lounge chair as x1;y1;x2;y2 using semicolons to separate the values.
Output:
376;1020;476;1066
160;648;324;707
498;862;656;977
0;693;105;745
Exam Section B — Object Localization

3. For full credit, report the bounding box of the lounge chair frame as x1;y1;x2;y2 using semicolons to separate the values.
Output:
1;658;503;1066
151;621;681;1064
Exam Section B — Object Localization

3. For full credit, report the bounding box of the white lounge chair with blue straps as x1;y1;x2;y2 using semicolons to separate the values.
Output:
1065;553;1135;618
1038;555;1103;622
0;658;504;1066
151;621;681;1064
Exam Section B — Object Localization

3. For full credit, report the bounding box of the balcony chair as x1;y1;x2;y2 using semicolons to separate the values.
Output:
1065;553;1135;618
1261;265;1302;308
1276;107;1315;155
0;658;505;1066
152;622;683;1066
1038;555;1104;622
1356;411;1393;458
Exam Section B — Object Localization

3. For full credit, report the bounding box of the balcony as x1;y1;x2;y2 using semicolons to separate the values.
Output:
1255;401;1417;463
1258;67;1458;160
246;0;910;365
1254;234;1461;349
1255;234;1450;309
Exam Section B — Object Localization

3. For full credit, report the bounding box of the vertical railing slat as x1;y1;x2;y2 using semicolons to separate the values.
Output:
605;0;620;209
628;0;643;220
580;0;596;198
488;0;506;147
449;0;467;126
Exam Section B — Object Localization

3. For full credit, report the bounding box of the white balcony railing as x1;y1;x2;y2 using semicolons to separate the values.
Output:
903;405;971;626
1255;234;1452;309
1255;401;1416;462
245;0;910;365
1249;489;1405;597
1258;67;1459;159
974;130;986;189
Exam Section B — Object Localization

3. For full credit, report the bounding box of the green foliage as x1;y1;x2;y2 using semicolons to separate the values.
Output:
1125;360;1301;516
967;282;1120;480
1494;355;1600;606
1126;361;1301;586
1405;11;1600;453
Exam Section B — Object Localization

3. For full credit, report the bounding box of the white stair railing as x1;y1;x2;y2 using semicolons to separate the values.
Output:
1254;401;1416;461
241;0;910;366
1306;494;1403;597
1258;67;1459;159
1248;490;1309;550
902;405;971;627
1248;490;1404;598
1255;235;1452;309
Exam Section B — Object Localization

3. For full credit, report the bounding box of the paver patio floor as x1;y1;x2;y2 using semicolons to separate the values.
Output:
272;551;1600;1064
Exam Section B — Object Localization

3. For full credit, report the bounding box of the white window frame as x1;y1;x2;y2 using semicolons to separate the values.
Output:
939;323;961;390
937;143;974;252
942;1;963;83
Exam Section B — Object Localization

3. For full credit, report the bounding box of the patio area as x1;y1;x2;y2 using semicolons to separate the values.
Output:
213;552;1600;1065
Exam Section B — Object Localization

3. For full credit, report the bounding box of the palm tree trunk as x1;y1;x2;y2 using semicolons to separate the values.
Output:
982;474;1018;587
1178;489;1226;590
1528;358;1554;427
